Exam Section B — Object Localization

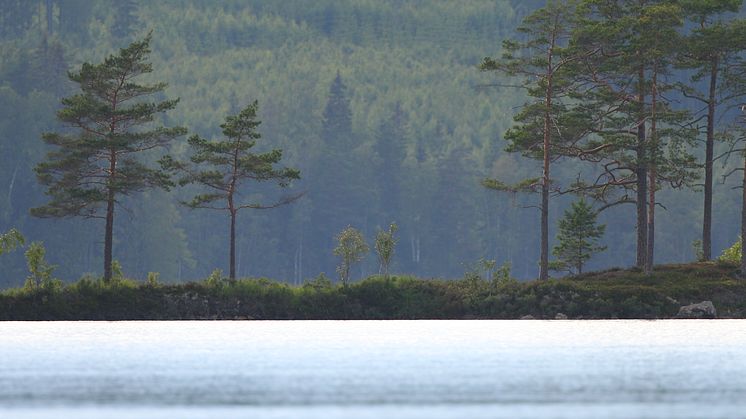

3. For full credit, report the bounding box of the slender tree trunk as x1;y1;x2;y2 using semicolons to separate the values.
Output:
636;66;648;269
45;0;53;34
646;67;658;274
103;151;116;282
229;208;236;280
540;152;549;280
703;59;718;261
741;154;746;277
540;29;555;282
228;135;241;281
647;164;656;273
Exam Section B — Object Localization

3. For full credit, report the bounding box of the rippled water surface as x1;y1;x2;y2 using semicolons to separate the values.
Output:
1;320;745;418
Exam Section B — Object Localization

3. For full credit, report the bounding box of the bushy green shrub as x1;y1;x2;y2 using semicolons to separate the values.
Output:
205;268;228;288
719;238;741;264
303;273;334;290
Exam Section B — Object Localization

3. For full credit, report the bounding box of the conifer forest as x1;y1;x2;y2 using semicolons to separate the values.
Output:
2;0;746;288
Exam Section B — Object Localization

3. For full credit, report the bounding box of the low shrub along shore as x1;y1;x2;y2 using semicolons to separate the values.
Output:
1;263;744;320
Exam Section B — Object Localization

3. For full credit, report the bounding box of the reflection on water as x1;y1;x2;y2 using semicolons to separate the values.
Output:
0;320;744;418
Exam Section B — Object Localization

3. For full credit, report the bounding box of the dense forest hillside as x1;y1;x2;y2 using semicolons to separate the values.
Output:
0;0;743;286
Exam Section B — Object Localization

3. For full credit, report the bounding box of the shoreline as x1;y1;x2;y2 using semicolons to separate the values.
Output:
1;262;742;321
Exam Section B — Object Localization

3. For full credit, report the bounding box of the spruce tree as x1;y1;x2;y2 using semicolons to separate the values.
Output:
32;33;186;281
161;101;301;280
111;0;140;40
552;200;606;275
373;102;407;225
308;71;365;276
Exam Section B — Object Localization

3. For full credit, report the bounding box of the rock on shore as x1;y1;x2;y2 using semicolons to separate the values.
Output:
676;301;717;319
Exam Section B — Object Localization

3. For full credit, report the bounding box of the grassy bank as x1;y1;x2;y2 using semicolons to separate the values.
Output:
1;262;744;320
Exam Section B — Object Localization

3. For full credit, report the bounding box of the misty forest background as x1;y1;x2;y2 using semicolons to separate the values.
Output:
0;0;743;287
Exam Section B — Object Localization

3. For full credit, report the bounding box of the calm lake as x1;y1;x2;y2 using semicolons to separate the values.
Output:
0;320;744;418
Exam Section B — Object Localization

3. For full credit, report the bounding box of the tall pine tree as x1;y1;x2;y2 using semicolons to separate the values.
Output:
480;0;583;280
567;0;696;272
677;0;746;260
162;101;300;280
32;33;186;281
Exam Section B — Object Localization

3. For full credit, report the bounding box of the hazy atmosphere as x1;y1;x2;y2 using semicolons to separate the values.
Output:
4;1;746;418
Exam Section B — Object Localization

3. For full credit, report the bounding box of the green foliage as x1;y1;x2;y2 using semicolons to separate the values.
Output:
161;100;301;279
0;228;24;255
146;272;161;287
2;1;746;286
1;262;745;320
719;238;742;264
111;260;124;282
334;226;369;286
374;222;398;277
479;0;585;281
205;268;228;288
32;32;186;219
481;178;541;193
165;101;301;211
491;262;515;288
692;239;705;262
23;242;60;292
30;32;186;281
552;200;606;275
303;273;334;290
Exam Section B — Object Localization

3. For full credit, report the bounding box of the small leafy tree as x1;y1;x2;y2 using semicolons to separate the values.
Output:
0;228;24;255
374;222;398;277
146;272;161;287
24;242;59;291
552;200;606;275
333;226;368;286
205;268;227;288
161;101;301;280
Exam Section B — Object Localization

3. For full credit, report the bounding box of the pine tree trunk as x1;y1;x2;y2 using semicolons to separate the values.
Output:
229;209;236;280
647;170;655;274
741;154;746;277
646;68;658;274
103;153;116;282
103;199;114;282
636;66;648;269
541;179;549;280
703;60;718;261
540;30;554;282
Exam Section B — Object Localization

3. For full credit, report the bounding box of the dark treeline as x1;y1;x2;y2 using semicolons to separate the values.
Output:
0;0;745;288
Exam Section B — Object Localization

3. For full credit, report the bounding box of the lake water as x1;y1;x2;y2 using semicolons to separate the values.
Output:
0;320;744;419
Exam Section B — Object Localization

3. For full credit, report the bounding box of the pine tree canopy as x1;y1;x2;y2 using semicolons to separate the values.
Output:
32;33;186;219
